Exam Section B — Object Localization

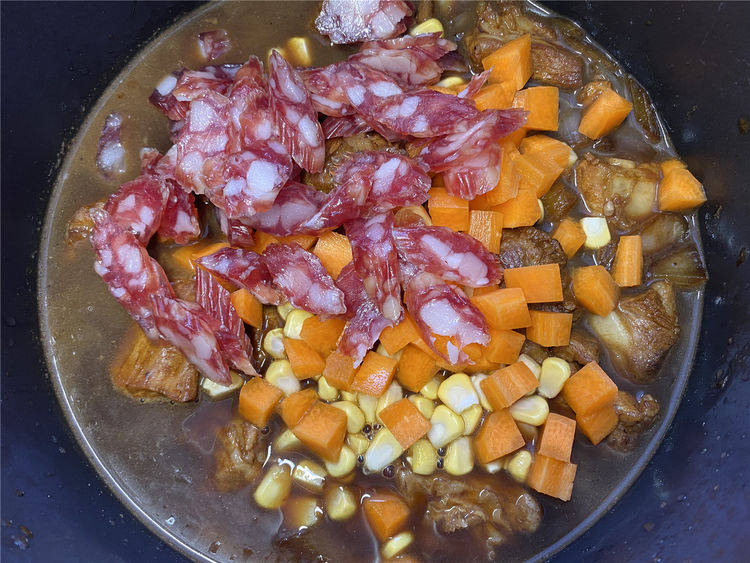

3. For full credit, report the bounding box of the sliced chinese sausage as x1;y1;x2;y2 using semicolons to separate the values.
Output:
359;33;456;60
195;247;283;305
362;151;431;214
392;225;503;287
346;213;402;323
197;29;232;62
350;45;443;87
243;181;326;237
322;115;372;139
103;175;168;244
95;112;126;179
301;61;358;117
89;208;174;341
227;57;277;146
150;294;230;384
335;262;392;366
171;65;239;102
158;188;201;244
404;271;490;365
456;69;491;99
315;0;412;45
195;268;257;376
268;51;325;174
440;142;503;200
262;243;346;316
216;208;255;248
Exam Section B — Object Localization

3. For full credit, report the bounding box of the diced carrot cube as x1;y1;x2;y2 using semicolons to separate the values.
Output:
537;413;576;462
238;377;283;427
474;409;525;464
468;210;503;253
363;492;411;542
484;328;525;364
322;350;356;391
576;403;619;445
491;187;540;228
474;81;516;110
481;34;532;90
252;232;279;254
313;231;352;279
395;344;438;393
525;311;572;347
470;287;531;330
471;285;500;297
578;87;633;139
480;361;539;410
611;235;643;287
280;388;318;428
280;234;317;250
562;361;618;416
501;126;528;147
659;159;686;176
379;313;421;355
428;187;470;231
350;351;398;396
283;337;326;379
292;401;348;462
552;218;586;258
504;263;563;303
379;398;431;449
299;315;346;358
230;289;263;329
527;454;577;501
172;241;228;271
480;143;521;206
572;265;620;316
520;135;575;168
512;86;559;131
657;168;706;212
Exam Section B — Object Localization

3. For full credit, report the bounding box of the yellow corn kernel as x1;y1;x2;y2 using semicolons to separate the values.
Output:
435;76;466;89
581;217;611;249
376;381;403;423
381;531;414;559
340;390;357;402
357;393;378;424
408;395;435;419
265;360;300;395
420;376;442;400
364;428;404;473
277;301;294;321
408;439;438;475
537;199;545;223
517;354;542;396
444;436;474;476
263;328;286;359
509;395;550;426
284;496;322;530
506;450;533;483
482;458;505;474
438;372;479;413
285;36;312;67
331;401;366;434
292;459;327;493
427;405;465;449
200;371;243;400
325;445;357;478
397;205;432;226
347;433;370;456
283;309;313;339
318;376;339;402
538;357;571;398
274;429;302;451
253;464;292;509
325;485;357;521
471;373;493;411
409;17;444;36
461;404;483;435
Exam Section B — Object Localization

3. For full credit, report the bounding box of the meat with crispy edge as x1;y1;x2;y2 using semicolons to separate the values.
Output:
214;418;268;491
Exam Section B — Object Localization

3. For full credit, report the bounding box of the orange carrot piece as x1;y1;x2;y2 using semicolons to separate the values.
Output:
527;454;577;501
611;235;643;287
474;81;516;110
520;135;574;168
283;337;326;379
379;313;421;355
481;34;532;90
471;285;500;297
474;409;525;464
173;241;229;271
299;315;346;358
576;403;619;445
552;218;586;258
480;143;522;206
395;344;439;393
659;159;686;176
484;328;525;364
470;287;532;330
280;388;318;428
363;492;411;542
516;151;565;197
562;362;618;416
657;168;706;211
252;232;279;254
254;232;316;254
504;263;563;303
230;288;263;329
578;87;633;139
238;377;283;427
322;350;356;391
512;86;559;131
468;210;504;253
292;401;348;462
428;187;470;231
525;311;572;347
537;413;576;462
491;187;540;228
379;398;431;449
572;265;620;316
350;351;398;396
501;126;528;147
313;231;352;279
480;361;539;410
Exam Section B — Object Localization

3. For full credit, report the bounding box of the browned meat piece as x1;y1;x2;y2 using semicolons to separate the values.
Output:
575;153;660;231
394;464;541;555
498;227;566;268
302;132;402;193
627;76;662;143
638;213;689;256
521;339;548;364
607;391;660;451
214;417;267;491
66;200;105;244
110;324;198;402
553;328;600;367
541;181;578;224
464;2;582;89
649;245;707;290
589;281;679;382
251;305;283;373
